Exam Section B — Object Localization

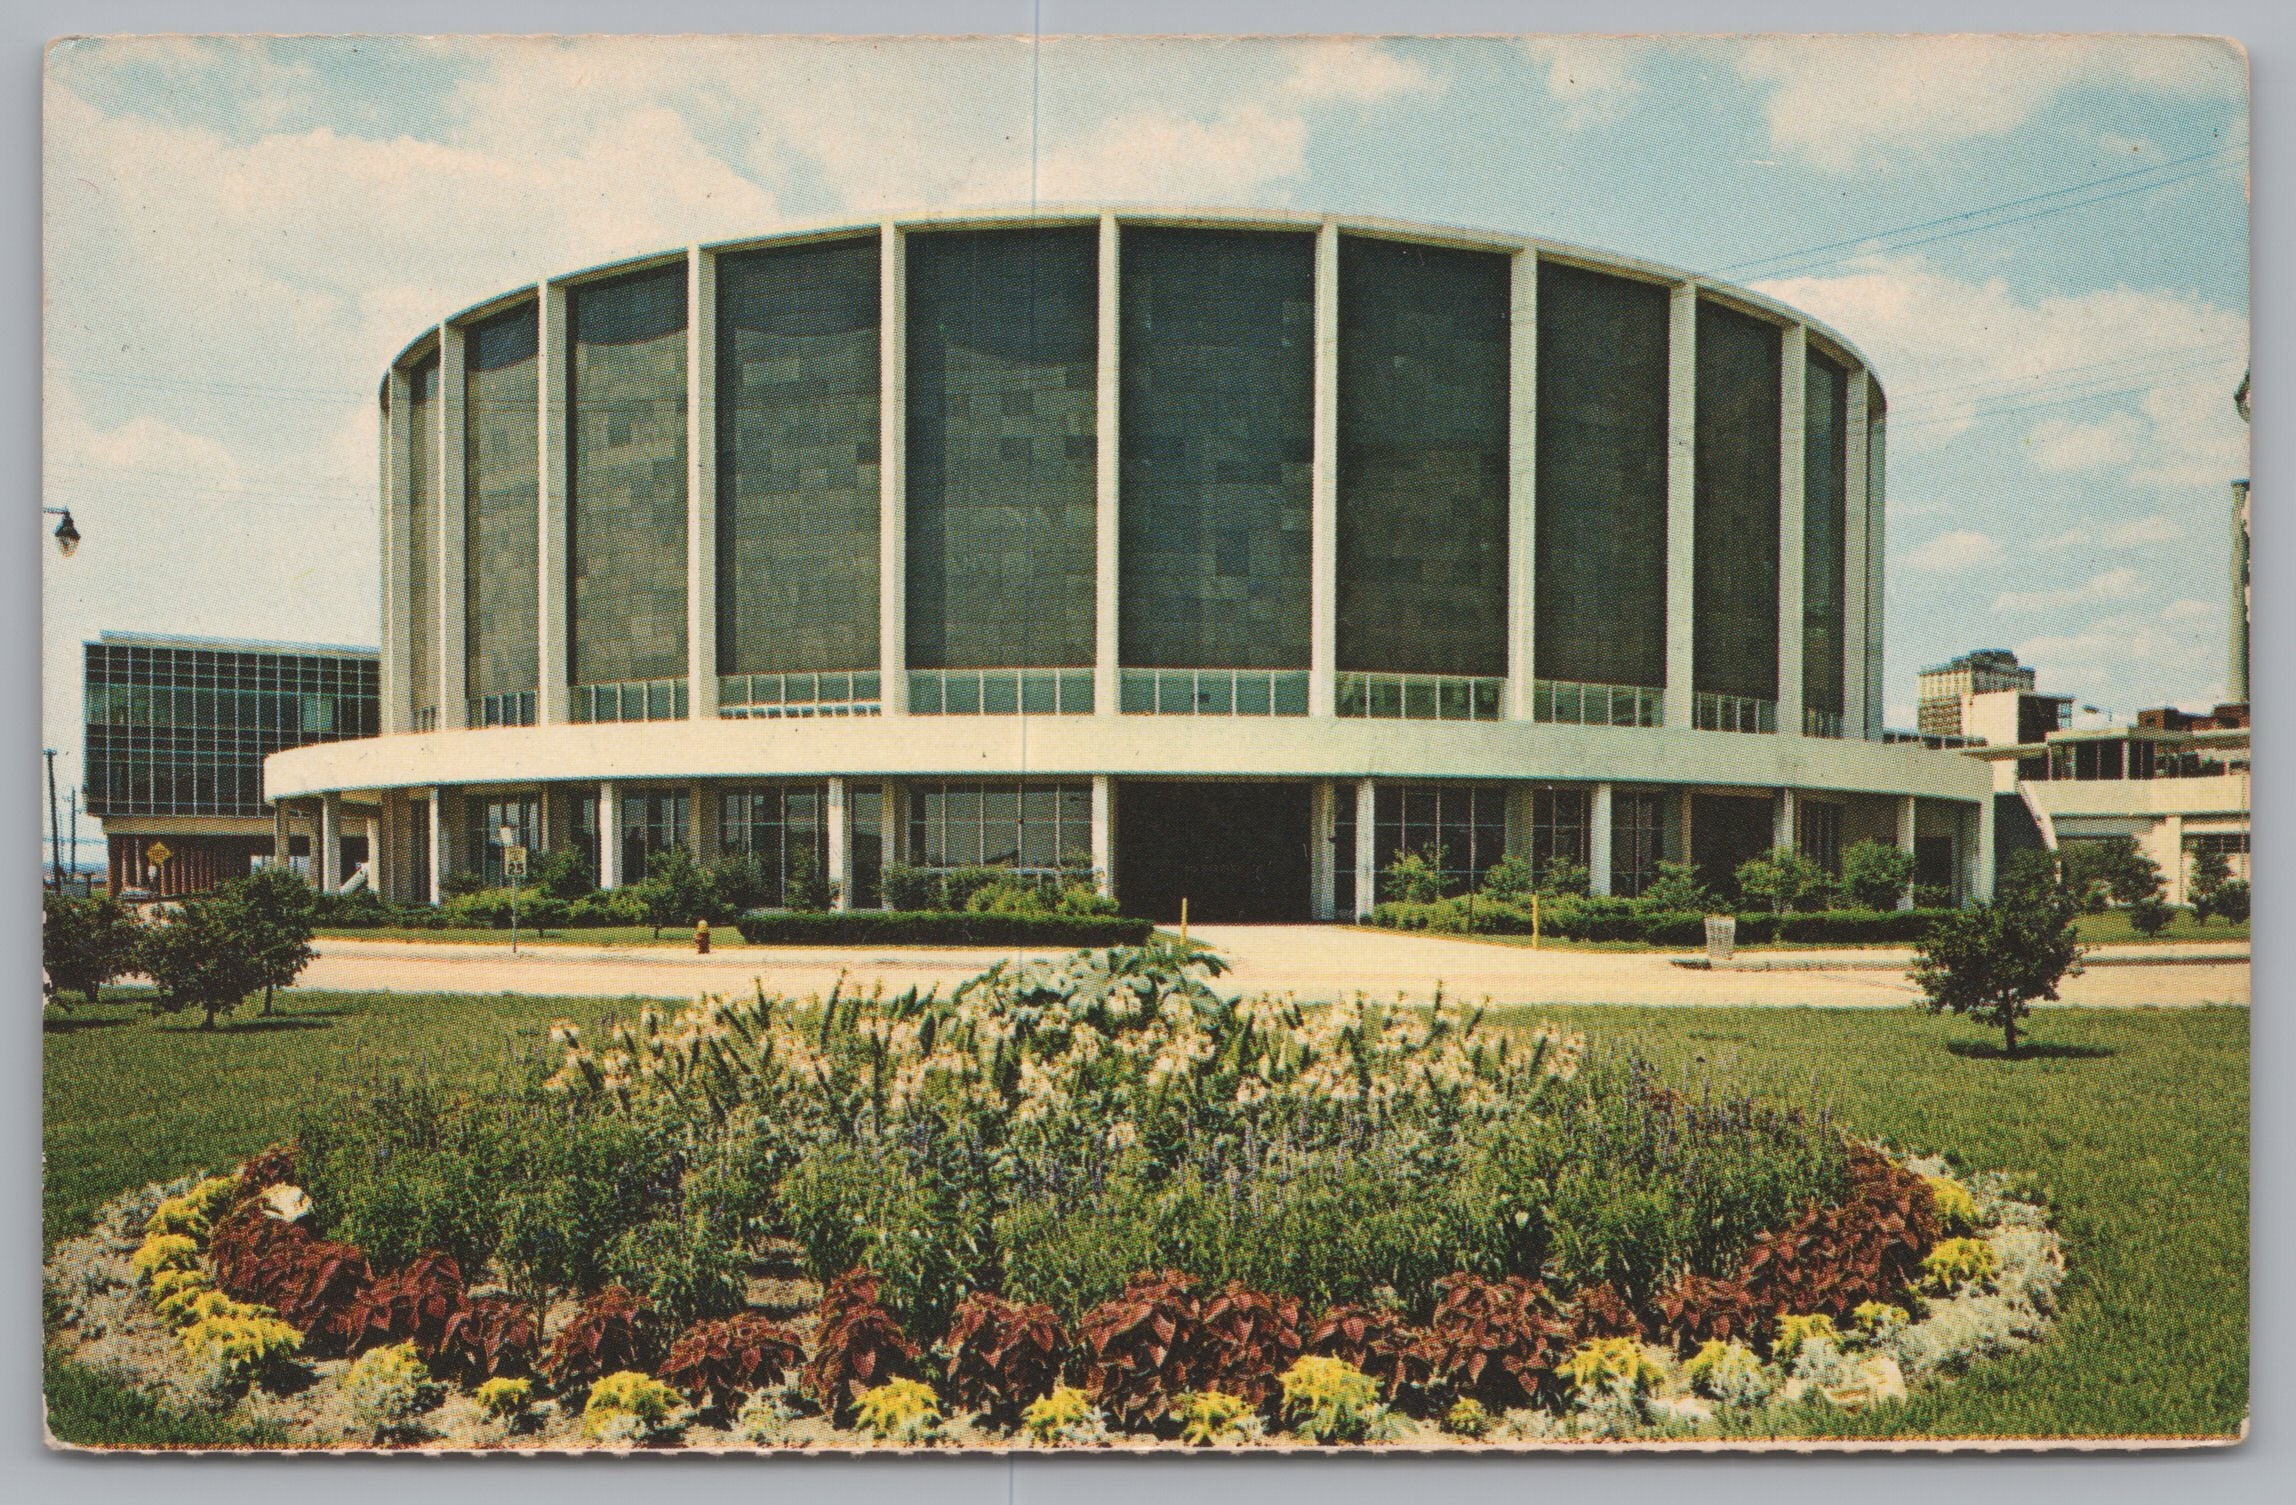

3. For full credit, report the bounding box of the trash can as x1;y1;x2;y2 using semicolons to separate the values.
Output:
1704;913;1737;962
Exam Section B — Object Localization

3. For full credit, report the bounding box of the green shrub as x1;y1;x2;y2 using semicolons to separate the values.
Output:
181;1310;303;1389
1479;853;1534;901
1559;1336;1664;1397
474;1376;533;1419
1537;856;1591;898
343;1342;438;1437
145;1174;238;1239
1278;1355;1395;1443
852;1377;942;1443
1382;842;1449;904
878;862;939;911
1022;1384;1111;1445
1443;1395;1496;1437
604;1212;748;1329
132;1233;199;1284
1840;840;1917;911
42;894;143;1006
2213;879;2251;924
1176;1388;1253;1446
1921;1237;1999;1293
2126;893;2174;937
1923;1175;1979;1235
581;1370;686;1443
734;911;1153;947
1681;1338;1770;1406
1773;1312;1838;1362
1736;848;1837;913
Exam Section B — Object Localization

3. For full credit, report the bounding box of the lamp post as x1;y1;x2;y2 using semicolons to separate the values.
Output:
43;507;80;557
44;749;62;893
499;823;521;955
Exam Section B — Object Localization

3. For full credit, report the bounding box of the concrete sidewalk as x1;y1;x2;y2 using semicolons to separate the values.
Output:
300;927;2247;1010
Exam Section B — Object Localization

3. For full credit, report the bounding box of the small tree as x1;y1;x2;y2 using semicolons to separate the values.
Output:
532;845;597;901
42;894;144;1007
1840;839;1917;911
1536;855;1591;898
2213;879;2251;925
1735;847;1831;915
1635;861;1712;913
1479;852;1534;903
139;895;270;1030
2125;892;2174;938
1910;863;2084;1057
2188;846;2232;924
879;862;940;912
1381;842;1447;905
225;866;318;1016
784;846;838;913
2058;836;2157;914
634;846;713;938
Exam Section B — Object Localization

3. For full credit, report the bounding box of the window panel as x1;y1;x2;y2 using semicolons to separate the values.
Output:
466;303;540;703
1802;351;1850;717
1692;299;1782;702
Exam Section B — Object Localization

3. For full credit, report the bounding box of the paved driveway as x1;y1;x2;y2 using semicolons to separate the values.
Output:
298;927;2246;1010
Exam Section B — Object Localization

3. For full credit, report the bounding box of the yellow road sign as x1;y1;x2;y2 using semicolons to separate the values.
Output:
145;841;173;867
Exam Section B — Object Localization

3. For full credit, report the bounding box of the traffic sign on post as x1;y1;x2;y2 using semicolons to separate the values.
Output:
504;846;529;879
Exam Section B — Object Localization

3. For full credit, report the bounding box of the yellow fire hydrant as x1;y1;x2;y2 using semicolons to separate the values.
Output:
694;918;711;954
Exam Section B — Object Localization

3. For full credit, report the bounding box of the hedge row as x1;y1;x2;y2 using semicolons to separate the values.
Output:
734;910;1157;947
1370;899;1954;947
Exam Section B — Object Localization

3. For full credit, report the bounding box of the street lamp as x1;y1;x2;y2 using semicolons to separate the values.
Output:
498;823;522;955
44;507;80;557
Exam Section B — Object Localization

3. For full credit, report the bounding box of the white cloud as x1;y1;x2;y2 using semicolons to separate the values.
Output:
2038;513;2186;552
1281;38;1438;103
1734;35;2242;172
1036;104;1308;204
1994;566;2147;613
2162;598;2218;622
1518;38;1645;128
2014;607;2220;706
2027;413;2142;472
1905;529;2003;573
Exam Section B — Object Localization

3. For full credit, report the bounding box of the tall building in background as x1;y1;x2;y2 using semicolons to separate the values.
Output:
1917;649;2040;738
83;632;379;895
2229;478;2250;705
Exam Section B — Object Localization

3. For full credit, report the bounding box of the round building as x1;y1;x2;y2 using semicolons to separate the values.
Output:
267;208;1995;921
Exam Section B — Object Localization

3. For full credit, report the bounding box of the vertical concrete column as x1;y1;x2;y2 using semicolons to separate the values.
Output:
1896;794;1918;910
827;777;852;912
1843;371;1872;740
438;323;470;730
1310;221;1341;719
1309;780;1336;920
687;247;720;720
1676;788;1695;868
1664;283;1698;730
538;282;571;725
879;221;909;718
425;788;446;906
1588;783;1614;897
1353;778;1377;920
1094;213;1121;716
1774;788;1798;853
686;782;709;859
1506;248;1539;719
1776;324;1808;737
365;814;382;892
320;795;343;893
1971;798;1996;903
381;368;414;734
597;782;622;890
1090;776;1115;899
273;801;292;876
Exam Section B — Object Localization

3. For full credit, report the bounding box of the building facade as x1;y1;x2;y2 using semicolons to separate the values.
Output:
1917;649;2043;739
266;209;1994;921
85;632;379;895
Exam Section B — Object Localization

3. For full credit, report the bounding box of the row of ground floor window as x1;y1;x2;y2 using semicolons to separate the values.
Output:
268;779;1978;924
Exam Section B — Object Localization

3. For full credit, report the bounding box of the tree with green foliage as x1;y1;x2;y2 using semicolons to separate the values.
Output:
139;893;271;1029
1735;847;1833;914
783;846;838;913
1634;860;1712;913
2125;891;2174;937
1840;839;1917;911
2213;879;2251;925
2058;836;2160;913
1381;842;1447;904
1537;855;1591;898
1910;856;2084;1057
1478;852;1534;902
224;866;319;1015
42;894;144;1007
530;844;596;901
2187;845;2233;924
633;846;714;938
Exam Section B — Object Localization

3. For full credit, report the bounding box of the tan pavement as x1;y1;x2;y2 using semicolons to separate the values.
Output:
299;926;2247;1010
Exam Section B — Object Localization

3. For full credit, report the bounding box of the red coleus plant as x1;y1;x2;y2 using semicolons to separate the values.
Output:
1739;1144;1942;1324
1419;1273;1571;1410
1078;1270;1209;1431
233;1142;298;1200
1648;1272;1762;1352
1304;1302;1428;1402
941;1291;1069;1429
659;1313;806;1413
431;1295;541;1385
801;1270;920;1419
342;1250;467;1355
1195;1282;1303;1411
207;1205;373;1355
544;1284;665;1392
1567;1281;1646;1344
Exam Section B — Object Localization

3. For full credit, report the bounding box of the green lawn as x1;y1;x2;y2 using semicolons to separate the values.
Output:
1359;910;2248;954
2071;910;2248;946
44;987;2246;1443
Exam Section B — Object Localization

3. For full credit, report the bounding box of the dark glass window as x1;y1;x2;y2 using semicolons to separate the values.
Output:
465;304;540;703
905;228;1098;670
621;788;691;879
1337;236;1510;678
1612;790;1667;898
1530;786;1590;884
1803;351;1850;717
1692;299;1782;702
1535;262;1669;688
407;356;438;723
1692;793;1775;899
1795;799;1843;875
1119;227;1314;669
467;795;539;888
568;266;688;688
719;783;828;906
906;780;1092;873
1372;783;1507;898
716;237;881;677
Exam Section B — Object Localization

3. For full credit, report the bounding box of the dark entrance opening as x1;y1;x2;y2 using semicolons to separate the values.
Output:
1691;793;1776;902
1116;780;1312;922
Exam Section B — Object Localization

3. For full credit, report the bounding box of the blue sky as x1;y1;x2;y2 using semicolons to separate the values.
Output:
40;34;2250;818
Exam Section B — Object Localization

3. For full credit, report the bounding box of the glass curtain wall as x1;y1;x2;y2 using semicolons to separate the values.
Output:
465;304;540;725
1611;790;1667;898
1534;263;1670;690
1803;351;1850;728
1372;784;1507;897
905;228;1099;673
568;266;689;693
407;357;438;728
1118;227;1314;671
1529;787;1591;883
905;781;1093;874
716;237;881;682
1336;237;1510;678
1692;299;1782;703
719;784;828;906
467;795;540;888
620;788;691;880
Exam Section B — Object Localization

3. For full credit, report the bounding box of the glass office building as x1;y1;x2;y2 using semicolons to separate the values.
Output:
265;209;1992;922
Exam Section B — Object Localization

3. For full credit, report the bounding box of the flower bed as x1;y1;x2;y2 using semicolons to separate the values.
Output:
43;947;2066;1450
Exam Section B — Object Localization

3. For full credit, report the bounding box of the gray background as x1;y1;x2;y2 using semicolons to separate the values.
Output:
7;2;2282;1500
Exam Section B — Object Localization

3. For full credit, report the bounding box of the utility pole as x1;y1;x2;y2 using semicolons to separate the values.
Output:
67;790;79;896
44;748;62;893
